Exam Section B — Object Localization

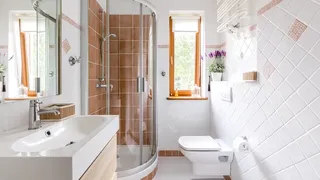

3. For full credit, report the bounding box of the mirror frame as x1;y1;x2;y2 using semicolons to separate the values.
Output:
56;0;62;95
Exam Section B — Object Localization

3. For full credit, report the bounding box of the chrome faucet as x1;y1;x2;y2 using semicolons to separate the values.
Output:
28;99;60;130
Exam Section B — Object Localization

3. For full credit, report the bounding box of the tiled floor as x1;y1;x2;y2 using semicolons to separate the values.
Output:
153;157;224;180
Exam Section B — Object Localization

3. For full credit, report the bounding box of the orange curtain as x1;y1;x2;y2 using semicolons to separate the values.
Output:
20;32;29;87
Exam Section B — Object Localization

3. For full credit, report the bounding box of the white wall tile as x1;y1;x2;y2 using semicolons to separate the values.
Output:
298;80;320;104
310;125;320;147
309;153;320;176
296;159;320;180
277;36;295;56
269;112;284;131
297;107;320;131
286;69;306;90
311;41;320;61
310;10;320;33
298;54;320;78
286;117;306;139
297;27;320;52
297;134;320;158
277;126;294;145
269;49;285;68
277;59;294;78
284;166;303;180
277;13;295;34
270;29;285;47
211;1;320;179
286;93;307;115
297;0;320;25
310;97;320;118
287;45;307;66
310;69;320;89
285;0;304;16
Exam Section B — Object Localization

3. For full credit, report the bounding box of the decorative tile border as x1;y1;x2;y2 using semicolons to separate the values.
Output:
141;166;158;180
258;0;283;15
288;19;307;41
62;13;81;30
0;45;8;49
157;44;169;48
206;42;226;49
62;39;71;54
158;150;184;157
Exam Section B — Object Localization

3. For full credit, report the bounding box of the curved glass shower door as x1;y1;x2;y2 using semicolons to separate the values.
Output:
108;0;157;175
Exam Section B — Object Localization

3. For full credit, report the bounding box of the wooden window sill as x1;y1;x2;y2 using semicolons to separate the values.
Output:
166;96;208;101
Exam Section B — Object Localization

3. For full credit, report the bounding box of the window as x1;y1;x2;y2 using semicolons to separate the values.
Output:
169;16;201;97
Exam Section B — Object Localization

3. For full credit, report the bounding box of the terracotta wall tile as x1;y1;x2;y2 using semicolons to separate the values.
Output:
110;15;120;27
120;15;133;27
120;28;133;41
119;41;133;53
110;41;119;53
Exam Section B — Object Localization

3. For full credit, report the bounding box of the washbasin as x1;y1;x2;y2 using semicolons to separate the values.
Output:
0;115;119;180
11;116;106;152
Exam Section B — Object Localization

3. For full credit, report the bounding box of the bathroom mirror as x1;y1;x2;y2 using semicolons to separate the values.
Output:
0;0;61;101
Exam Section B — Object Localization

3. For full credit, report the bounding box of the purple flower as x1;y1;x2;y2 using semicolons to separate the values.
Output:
208;52;214;58
215;51;222;58
221;50;226;57
200;55;204;60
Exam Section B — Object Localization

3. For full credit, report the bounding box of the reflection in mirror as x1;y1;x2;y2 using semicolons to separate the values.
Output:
0;0;60;101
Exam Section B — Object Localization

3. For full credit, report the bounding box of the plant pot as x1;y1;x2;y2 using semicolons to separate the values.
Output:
211;72;222;81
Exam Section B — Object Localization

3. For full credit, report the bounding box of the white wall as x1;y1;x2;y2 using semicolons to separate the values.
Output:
151;0;221;150
211;0;320;179
0;0;81;133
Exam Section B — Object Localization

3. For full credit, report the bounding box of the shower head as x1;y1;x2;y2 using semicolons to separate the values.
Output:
103;34;117;41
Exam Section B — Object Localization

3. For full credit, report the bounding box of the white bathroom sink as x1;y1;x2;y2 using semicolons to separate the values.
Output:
0;115;119;180
12;116;106;152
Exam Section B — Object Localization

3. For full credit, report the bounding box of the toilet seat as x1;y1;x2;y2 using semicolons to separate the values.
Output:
178;136;221;151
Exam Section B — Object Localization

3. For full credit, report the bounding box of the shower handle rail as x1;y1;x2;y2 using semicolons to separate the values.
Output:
136;77;145;93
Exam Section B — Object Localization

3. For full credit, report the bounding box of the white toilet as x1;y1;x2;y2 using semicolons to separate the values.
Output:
178;136;233;177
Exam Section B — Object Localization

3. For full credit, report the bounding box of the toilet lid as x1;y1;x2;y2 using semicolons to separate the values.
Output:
179;136;221;151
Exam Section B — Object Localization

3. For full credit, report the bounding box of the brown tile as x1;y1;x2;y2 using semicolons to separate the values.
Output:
110;28;119;38
119;41;133;53
96;17;102;35
119;67;133;80
109;15;120;27
88;45;96;63
120;15;133;27
132;28;140;41
88;10;96;29
165;150;173;156
119;80;134;93
88;0;96;11
110;66;119;80
119;54;133;67
172;150;179;156
132;41;140;53
88;27;96;46
119;120;126;133
110;107;120;115
109;54;119;67
159;150;166;157
119;28;133;41
89;80;98;97
110;94;121;107
88;96;97;114
89;62;97;79
144;15;151;27
110;41;119;53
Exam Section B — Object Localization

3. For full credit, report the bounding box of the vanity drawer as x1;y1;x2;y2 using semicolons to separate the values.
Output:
80;135;117;180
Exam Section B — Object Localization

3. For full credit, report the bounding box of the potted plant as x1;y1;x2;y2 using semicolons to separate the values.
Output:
208;50;226;81
0;64;5;76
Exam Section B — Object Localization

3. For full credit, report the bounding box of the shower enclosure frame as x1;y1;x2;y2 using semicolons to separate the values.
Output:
80;0;158;178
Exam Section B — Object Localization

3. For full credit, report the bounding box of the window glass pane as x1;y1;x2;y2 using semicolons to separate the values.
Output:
174;32;196;90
